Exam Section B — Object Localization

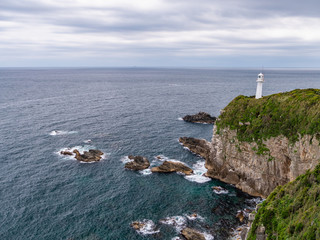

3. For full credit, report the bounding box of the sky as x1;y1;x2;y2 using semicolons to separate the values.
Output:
0;0;320;67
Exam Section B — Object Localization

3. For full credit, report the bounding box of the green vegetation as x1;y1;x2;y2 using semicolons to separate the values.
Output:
247;162;320;240
216;89;320;155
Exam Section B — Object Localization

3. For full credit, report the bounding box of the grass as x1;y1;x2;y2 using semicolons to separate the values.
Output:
216;89;320;155
247;162;320;240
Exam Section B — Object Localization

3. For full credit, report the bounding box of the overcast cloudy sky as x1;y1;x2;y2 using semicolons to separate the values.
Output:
0;0;319;67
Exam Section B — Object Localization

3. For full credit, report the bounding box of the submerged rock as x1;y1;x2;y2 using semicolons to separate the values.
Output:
182;112;216;124
181;228;206;240
73;149;103;162
151;161;193;175
125;155;150;170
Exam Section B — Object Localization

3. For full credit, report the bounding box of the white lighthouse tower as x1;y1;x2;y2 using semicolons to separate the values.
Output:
255;73;264;99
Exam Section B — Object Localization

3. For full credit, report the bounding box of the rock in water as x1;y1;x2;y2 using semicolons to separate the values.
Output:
60;150;73;156
125;155;150;170
181;228;206;240
151;161;193;175
236;211;245;223
131;221;145;230
73;149;103;162
182;112;216;124
179;137;211;160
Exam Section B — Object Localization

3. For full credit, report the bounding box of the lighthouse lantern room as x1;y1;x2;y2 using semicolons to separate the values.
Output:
255;73;264;99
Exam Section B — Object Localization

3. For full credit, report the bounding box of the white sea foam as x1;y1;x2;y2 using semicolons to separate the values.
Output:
159;216;187;232
120;156;133;164
246;197;264;205
186;213;205;221
83;139;92;143
153;154;169;162
212;186;229;195
132;220;159;235
49;130;77;136
154;155;186;164
178;117;183;121
203;231;214;240
139;169;152;175
184;161;211;183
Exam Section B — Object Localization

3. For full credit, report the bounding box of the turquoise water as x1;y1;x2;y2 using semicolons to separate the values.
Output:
0;68;319;239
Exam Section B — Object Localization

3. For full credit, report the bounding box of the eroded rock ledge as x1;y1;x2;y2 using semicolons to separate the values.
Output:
151;161;193;175
182;112;216;124
179;137;211;160
125;155;150;170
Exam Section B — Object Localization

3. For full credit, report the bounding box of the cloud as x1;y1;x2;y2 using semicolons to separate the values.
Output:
0;0;319;67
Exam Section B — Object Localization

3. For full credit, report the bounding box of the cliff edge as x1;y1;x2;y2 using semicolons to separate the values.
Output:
181;89;320;198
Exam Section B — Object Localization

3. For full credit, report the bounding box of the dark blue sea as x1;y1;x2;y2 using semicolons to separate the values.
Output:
0;68;319;240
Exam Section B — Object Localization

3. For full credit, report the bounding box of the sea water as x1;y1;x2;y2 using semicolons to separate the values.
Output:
0;68;319;239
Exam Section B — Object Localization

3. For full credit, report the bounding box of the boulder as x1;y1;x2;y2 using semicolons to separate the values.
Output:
181;228;205;240
182;112;216;124
151;161;193;175
131;221;145;230
73;149;103;162
236;211;245;223
60;150;73;156
125;155;150;170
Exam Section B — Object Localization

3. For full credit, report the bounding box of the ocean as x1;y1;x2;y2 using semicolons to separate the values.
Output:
0;68;319;240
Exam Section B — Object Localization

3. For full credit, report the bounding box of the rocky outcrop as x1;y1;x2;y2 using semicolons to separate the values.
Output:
151;161;193;175
131;221;146;231
180;126;320;198
60;149;103;162
181;228;205;240
73;149;103;162
125;155;150;170
60;151;73;156
183;112;216;124
179;137;211;160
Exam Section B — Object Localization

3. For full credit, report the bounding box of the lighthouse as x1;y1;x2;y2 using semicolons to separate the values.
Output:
255;73;264;99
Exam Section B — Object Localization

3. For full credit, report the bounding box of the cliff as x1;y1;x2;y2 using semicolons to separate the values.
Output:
247;163;320;239
180;89;320;198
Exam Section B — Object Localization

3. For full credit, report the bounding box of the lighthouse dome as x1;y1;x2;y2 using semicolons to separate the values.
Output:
257;73;264;82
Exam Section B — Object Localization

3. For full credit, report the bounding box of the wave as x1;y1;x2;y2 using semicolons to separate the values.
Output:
139;169;152;175
177;117;183;121
159;215;213;239
49;130;78;136
212;186;229;195
184;161;211;183
159;216;187;232
131;220;159;235
120;156;133;164
203;232;214;240
186;213;204;221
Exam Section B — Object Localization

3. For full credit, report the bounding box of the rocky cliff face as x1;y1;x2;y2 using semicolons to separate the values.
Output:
181;89;320;198
192;126;319;198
